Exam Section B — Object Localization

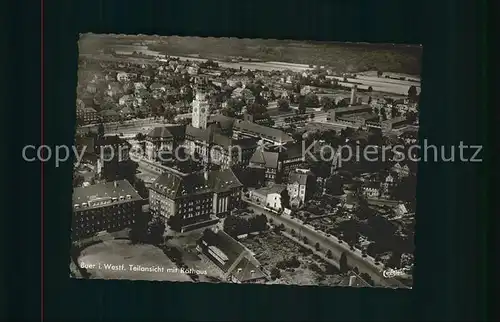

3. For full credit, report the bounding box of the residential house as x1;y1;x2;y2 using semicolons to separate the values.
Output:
107;82;123;98
392;162;411;178
119;106;135;119
76;98;86;110
119;94;135;107
248;142;305;185
249;184;287;211
116;72;131;82
86;83;98;94
196;228;267;283
134;82;147;91
140;69;155;82
150;82;167;92
231;87;255;105
287;169;315;207
362;182;381;199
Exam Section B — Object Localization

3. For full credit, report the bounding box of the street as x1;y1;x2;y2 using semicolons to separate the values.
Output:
243;199;408;288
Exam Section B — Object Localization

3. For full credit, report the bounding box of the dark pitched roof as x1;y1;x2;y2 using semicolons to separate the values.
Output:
147;126;174;139
73;179;142;209
185;125;213;142
254;184;287;196
231;257;266;282
289;172;309;185
209;114;235;130
99;109;119;117
249;147;279;168
151;168;242;199
94;135;130;148
198;229;248;273
339;273;372;287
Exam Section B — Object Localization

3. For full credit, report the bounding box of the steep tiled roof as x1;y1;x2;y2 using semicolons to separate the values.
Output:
72;179;142;209
151;168;242;199
231;257;266;282
249;147;279;168
289;172;309;185
198;228;264;283
147;126;174;139
254;184;287;196
209;114;235;130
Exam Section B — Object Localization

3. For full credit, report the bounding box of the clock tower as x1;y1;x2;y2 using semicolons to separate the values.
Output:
191;88;209;129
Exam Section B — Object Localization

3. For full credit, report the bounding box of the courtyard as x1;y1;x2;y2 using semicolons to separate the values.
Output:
76;239;192;282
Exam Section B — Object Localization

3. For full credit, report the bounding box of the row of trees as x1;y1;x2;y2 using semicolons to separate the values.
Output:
223;214;268;238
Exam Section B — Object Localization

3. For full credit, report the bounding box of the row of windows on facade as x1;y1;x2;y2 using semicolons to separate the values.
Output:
75;212;133;221
73;222;132;236
75;218;133;228
74;195;133;209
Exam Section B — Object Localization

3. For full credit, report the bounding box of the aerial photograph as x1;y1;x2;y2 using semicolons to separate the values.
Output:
71;34;420;288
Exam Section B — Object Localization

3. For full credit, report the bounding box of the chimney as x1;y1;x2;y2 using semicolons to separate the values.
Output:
349;275;357;286
350;85;357;106
113;181;118;188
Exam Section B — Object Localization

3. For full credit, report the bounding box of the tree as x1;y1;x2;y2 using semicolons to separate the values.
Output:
129;211;152;244
291;229;296;237
302;236;308;244
97;122;105;138
320;96;334;110
360;272;375;286
368;86;373;92
303;92;319;108
325;175;343;195
326;249;333;258
163;108;176;122
387;251;402;268
310;113;315;119
377;71;383;78
339;251;349;273
277;98;290;111
133;178;149;199
270;267;281;280
368;96;372;104
314;242;321;251
147;217;166;245
380;108;387;121
280;189;290;209
408;85;418;101
135;133;146;141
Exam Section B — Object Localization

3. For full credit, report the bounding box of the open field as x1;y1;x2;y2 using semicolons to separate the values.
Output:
76;240;192;281
80;35;421;74
327;76;420;95
240;231;343;286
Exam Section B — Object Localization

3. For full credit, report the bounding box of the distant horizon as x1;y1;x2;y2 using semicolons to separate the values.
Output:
79;33;422;75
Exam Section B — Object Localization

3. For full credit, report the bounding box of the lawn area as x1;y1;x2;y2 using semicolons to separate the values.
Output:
76;240;192;282
240;231;343;286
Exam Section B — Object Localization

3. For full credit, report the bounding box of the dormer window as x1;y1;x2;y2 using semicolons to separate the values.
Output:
126;195;131;199
119;196;125;200
74;204;80;209
82;203;88;207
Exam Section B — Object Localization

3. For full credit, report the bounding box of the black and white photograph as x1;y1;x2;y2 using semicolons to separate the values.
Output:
70;34;420;288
